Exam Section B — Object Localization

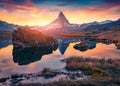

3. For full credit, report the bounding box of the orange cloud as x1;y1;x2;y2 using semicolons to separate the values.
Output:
0;1;120;26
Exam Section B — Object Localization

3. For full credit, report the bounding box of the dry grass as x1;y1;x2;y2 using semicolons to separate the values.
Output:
64;56;120;78
41;68;57;78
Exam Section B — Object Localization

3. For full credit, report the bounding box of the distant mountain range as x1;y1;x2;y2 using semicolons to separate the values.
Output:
39;12;120;35
0;20;19;31
0;12;120;35
0;20;20;40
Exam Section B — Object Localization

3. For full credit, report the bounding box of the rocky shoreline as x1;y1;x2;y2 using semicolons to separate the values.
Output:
59;31;120;49
0;56;119;86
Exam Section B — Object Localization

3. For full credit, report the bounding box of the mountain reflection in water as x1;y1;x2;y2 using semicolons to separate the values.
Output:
12;46;58;65
57;37;98;53
0;37;120;74
0;40;12;49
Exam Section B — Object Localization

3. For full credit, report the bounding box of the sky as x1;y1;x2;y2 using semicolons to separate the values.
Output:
0;0;120;26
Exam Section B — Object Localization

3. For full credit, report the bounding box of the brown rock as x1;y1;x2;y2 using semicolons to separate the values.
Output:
12;27;58;48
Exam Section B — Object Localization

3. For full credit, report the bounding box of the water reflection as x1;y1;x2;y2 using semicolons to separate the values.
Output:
57;37;83;55
12;46;58;65
58;40;69;55
73;41;97;52
0;37;120;74
0;40;12;49
57;37;98;53
57;37;120;53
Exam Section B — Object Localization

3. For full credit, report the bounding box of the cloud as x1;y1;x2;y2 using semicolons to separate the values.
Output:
31;0;46;4
57;3;69;6
0;0;34;12
0;0;120;26
102;0;120;3
13;0;26;3
96;4;119;13
0;4;4;8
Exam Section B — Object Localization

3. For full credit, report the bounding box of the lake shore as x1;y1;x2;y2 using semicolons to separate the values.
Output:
1;56;119;86
18;56;120;86
59;29;120;49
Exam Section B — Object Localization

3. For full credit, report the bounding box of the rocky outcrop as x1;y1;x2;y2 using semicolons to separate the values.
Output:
74;42;88;51
74;41;96;51
12;27;58;48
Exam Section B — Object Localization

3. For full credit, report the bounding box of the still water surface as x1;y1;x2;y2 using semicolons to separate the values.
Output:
0;38;120;76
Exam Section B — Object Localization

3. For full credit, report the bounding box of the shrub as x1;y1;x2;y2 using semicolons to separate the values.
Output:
41;68;57;78
65;57;112;77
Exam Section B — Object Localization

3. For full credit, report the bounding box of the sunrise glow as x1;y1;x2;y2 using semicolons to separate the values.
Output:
0;0;120;26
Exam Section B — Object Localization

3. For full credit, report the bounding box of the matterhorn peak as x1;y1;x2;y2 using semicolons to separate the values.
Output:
58;12;65;18
46;11;70;30
57;12;69;24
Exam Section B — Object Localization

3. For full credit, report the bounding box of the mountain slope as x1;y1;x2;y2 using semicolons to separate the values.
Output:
82;19;120;32
0;20;20;40
51;11;69;25
0;20;18;31
42;12;74;35
42;12;120;35
45;12;70;31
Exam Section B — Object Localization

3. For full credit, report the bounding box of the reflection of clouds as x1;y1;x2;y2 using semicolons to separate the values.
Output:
23;50;65;73
0;0;120;26
0;41;120;75
0;45;13;58
12;44;58;65
65;43;120;58
1;59;9;64
0;45;23;73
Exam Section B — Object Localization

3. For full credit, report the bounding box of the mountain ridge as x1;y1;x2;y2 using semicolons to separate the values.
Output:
0;12;120;34
42;12;120;35
0;20;19;31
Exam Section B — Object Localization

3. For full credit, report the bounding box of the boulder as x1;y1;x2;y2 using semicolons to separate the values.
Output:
73;41;97;51
12;27;58;48
74;42;88;51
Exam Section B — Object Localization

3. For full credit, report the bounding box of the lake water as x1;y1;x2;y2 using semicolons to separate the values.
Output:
0;37;120;77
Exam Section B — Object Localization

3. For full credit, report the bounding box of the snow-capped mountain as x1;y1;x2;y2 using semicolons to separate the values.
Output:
41;11;120;35
83;19;120;32
77;20;113;30
99;20;113;24
78;21;99;30
45;12;70;30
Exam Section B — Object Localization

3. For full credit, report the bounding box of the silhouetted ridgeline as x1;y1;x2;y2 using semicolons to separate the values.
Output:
0;20;19;40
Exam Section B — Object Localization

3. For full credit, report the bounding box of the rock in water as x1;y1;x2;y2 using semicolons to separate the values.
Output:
74;42;88;51
73;41;97;51
12;27;58;48
13;46;58;65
